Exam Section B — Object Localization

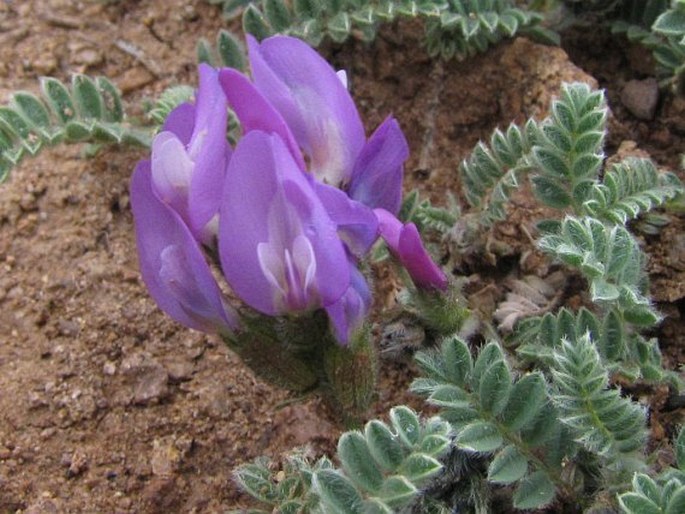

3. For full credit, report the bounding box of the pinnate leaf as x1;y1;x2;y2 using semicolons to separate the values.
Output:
619;493;661;514
666;488;685;514
442;335;473;386
72;75;103;120
400;453;443;484
471;341;504;388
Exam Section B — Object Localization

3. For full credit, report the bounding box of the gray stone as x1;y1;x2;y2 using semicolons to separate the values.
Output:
121;353;169;405
621;78;659;120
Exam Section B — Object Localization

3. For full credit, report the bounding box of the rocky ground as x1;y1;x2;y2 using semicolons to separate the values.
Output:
0;1;683;512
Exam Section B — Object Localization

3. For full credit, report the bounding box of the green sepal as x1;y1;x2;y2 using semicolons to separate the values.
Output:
323;325;377;425
221;314;325;393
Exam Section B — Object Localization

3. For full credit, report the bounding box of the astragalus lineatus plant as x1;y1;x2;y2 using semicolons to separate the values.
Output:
130;35;460;423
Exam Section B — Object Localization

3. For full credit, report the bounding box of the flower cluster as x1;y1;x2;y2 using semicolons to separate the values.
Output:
131;35;447;346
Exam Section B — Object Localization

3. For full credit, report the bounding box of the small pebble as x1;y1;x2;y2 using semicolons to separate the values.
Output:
150;438;181;477
621;78;659;120
58;318;80;337
67;450;88;478
121;353;169;404
117;68;154;94
25;498;59;514
40;428;57;440
103;361;117;376
165;359;194;382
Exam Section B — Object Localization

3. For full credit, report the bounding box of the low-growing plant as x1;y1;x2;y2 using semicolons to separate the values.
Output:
207;0;558;60
0;5;682;513
618;428;685;513
233;81;683;512
0;75;150;182
561;0;685;92
611;1;685;92
234;406;451;512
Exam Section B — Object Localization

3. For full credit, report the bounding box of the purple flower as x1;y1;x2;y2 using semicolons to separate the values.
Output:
218;64;379;263
247;35;364;187
326;263;372;344
375;208;448;292
218;68;304;171
246;35;409;215
242;35;445;298
219;130;351;316
348;116;409;215
131;37;448;348
312;182;379;259
130;161;239;335
218;62;378;342
150;64;230;243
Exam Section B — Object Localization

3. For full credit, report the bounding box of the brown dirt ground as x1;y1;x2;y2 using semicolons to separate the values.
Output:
0;1;683;512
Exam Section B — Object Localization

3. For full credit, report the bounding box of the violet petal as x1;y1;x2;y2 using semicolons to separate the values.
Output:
248;35;365;186
219;131;349;315
374;207;402;249
162;102;195;145
314;181;379;258
218;68;304;170
349;116;409;215
150;131;193;221
398;223;448;291
131;161;239;334
375;208;448;291
187;64;231;239
326;264;372;345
